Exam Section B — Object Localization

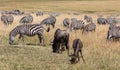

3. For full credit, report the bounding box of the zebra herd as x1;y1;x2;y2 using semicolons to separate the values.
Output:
0;10;120;64
0;11;120;45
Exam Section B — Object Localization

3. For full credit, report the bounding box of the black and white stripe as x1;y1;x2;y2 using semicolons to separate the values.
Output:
9;24;49;45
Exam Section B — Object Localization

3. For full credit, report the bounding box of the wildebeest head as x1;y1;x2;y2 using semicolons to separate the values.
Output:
70;55;78;64
52;40;59;53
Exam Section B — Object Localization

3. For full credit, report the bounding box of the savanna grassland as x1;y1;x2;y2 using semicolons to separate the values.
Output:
0;0;120;70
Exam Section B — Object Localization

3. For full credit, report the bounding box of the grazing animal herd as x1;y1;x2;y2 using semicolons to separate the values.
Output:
0;10;120;64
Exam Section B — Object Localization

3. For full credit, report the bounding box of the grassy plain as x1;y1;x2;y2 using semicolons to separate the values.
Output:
0;0;120;70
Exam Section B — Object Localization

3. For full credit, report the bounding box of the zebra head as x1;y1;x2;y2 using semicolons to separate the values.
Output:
9;34;15;45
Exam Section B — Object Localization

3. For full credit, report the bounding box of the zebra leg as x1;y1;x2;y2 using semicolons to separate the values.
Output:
37;34;44;45
19;34;25;45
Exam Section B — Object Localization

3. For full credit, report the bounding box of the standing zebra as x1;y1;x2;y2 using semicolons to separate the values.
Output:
9;24;50;45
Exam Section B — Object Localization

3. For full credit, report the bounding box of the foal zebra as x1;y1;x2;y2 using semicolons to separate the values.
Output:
9;24;50;45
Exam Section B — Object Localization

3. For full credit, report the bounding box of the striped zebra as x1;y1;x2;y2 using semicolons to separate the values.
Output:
19;15;33;25
9;24;50;45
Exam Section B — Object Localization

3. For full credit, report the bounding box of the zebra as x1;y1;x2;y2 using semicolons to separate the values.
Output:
63;18;70;28
82;23;96;34
40;16;56;28
1;14;14;26
70;18;85;31
36;11;44;16
1;15;8;25
84;15;93;23
19;15;33;25
9;24;50;45
97;17;107;24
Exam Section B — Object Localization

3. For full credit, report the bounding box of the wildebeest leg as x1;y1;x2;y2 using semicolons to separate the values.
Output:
57;43;61;53
65;42;69;55
77;51;80;62
61;43;65;51
80;50;85;63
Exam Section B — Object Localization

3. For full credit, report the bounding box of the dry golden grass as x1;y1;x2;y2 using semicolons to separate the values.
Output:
0;0;120;70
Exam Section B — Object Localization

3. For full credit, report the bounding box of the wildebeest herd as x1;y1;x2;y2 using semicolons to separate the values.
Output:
0;10;120;64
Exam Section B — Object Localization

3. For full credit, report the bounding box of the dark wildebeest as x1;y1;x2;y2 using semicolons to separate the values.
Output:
52;28;70;55
40;16;56;28
70;38;85;64
84;15;93;23
107;25;120;41
1;14;14;26
97;17;107;24
63;18;70;28
82;23;96;34
19;15;33;25
9;24;50;45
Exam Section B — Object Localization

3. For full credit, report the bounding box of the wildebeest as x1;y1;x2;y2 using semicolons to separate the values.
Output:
82;23;96;34
9;24;50;45
70;38;85;64
84;15;93;23
52;28;70;55
107;25;120;41
97;17;107;24
40;16;56;28
1;14;14;26
19;15;33;25
63;18;70;28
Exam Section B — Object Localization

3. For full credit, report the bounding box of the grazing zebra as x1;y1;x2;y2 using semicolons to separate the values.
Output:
1;15;8;25
70;18;85;31
97;17;107;24
63;18;70;28
36;11;44;16
82;23;96;34
1;14;14;26
9;24;50;45
19;15;33;25
84;15;93;23
40;16;56;28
